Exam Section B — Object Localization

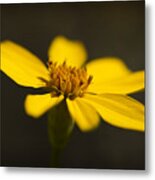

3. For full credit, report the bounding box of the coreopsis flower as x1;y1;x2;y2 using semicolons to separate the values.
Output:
1;36;144;132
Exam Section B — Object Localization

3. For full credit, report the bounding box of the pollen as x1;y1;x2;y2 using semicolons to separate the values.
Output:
45;61;93;100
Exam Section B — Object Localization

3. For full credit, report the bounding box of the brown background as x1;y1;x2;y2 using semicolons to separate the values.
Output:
1;1;145;169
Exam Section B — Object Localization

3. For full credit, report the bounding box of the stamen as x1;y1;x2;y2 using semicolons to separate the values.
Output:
43;61;93;99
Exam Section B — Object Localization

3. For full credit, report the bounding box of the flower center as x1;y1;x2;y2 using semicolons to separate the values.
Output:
45;61;93;100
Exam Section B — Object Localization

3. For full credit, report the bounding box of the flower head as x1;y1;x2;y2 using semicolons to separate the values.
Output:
1;36;145;132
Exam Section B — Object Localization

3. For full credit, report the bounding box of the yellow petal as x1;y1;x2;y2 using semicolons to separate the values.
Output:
24;94;64;118
66;98;100;131
48;36;87;67
1;41;50;88
88;71;144;94
82;94;144;131
86;57;131;83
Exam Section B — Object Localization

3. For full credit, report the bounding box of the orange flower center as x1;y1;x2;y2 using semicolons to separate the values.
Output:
45;61;93;99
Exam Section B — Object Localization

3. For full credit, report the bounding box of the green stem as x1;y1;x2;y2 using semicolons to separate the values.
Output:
51;146;62;167
47;100;74;167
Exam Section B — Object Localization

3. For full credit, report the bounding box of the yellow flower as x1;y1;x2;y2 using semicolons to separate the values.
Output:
1;36;145;132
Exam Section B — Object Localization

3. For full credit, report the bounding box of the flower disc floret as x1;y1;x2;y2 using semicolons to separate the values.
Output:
45;61;93;99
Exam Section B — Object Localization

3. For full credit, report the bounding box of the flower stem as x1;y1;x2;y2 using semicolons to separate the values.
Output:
47;100;74;167
51;146;62;167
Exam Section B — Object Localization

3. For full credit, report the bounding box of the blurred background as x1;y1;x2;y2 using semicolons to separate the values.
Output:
1;1;145;169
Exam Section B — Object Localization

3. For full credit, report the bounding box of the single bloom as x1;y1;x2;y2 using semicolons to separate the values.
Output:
1;36;145;131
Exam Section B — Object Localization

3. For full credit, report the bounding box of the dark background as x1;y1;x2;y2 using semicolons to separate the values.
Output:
1;1;145;169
